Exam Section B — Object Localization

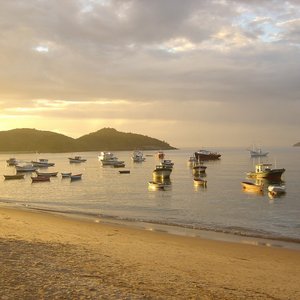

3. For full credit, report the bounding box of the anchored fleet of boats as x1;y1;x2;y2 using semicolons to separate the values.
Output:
2;147;288;198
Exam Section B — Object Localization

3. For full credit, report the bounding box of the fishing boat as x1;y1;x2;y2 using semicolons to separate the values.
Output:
31;176;50;183
247;163;285;180
15;164;37;172
152;165;172;179
31;158;55;167
193;177;207;187
268;184;286;196
6;158;19;166
113;162;125;168
131;150;145;162
241;181;264;193
156;151;165;160
70;174;82;181
247;146;268;157
194;149;221;161
68;156;87;163
35;171;58;177
3;174;25;180
98;152;124;166
61;172;72;178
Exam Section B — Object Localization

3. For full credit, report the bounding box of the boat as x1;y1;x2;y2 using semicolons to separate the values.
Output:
247;163;285;180
31;158;55;167
35;171;58;177
159;159;174;169
187;156;197;166
6;158;19;166
148;181;170;190
31;176;50;183
192;164;207;176
61;172;72;178
113;162;125;168
15;164;37;172
153;165;172;178
68;156;87;163
156;151;165;160
268;184;286;196
247;147;268;157
241;181;264;193
193;177;207;187
194;149;221;161
70;174;82;181
131;150;145;162
3;174;25;180
119;170;130;174
98;152;124;166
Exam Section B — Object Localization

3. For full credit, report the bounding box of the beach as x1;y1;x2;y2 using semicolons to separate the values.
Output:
0;207;299;299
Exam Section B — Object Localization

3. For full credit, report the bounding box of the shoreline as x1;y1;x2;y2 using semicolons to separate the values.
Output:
1;206;300;299
2;202;300;250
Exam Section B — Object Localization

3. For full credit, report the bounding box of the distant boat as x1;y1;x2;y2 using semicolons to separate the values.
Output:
268;184;286;196
31;158;55;167
193;177;207;187
68;156;87;163
156;151;165;160
98;152;124;166
247;146;268;157
119;170;130;174
194;149;221;161
131;150;145;162
159;159;174;169
153;165;172;179
70;174;82;181
247;163;285;180
6;158;19;166
3;174;25;180
15;164;37;172
241;181;264;193
192;164;207;176
35;171;58;177
61;172;72;178
31;176;50;183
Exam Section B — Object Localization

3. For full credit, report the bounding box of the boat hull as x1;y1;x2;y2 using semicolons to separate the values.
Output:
241;181;263;193
4;174;25;180
247;168;285;180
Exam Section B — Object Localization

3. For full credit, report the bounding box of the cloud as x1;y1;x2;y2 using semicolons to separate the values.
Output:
0;0;299;146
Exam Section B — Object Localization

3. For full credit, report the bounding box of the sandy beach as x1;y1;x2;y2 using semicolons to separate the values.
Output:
0;207;299;299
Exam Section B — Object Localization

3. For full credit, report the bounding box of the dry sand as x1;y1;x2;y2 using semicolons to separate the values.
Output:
0;207;299;299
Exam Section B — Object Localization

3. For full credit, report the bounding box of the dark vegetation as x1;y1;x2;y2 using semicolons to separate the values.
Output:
0;128;176;153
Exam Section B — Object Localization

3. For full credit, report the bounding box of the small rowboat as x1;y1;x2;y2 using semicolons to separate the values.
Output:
119;170;130;174
31;176;50;183
241;181;263;193
268;185;286;196
193;177;207;187
3;174;25;180
36;171;58;177
70;174;82;181
61;172;72;178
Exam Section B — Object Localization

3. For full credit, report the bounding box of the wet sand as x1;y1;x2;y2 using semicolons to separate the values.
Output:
1;207;300;299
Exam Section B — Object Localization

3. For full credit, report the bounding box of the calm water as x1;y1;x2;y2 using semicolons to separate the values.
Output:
1;148;299;246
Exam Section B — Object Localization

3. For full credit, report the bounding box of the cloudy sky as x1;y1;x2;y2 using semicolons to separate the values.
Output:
0;0;299;148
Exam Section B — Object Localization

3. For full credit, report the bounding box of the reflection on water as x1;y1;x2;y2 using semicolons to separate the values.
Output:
0;147;299;243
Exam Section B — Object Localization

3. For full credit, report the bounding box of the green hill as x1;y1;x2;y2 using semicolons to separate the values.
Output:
0;128;176;153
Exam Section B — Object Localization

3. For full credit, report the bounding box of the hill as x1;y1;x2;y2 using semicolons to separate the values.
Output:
0;128;176;153
293;142;300;147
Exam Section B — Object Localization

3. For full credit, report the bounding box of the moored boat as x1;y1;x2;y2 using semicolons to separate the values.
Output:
31;176;50;183
241;181;264;193
36;171;58;177
31;158;55;167
194;149;221;161
3;174;25;180
131;150;145;162
15;164;37;172
268;184;286;196
6;158;19;166
153;165;172;178
247;163;285;180
68;156;87;163
70;174;82;181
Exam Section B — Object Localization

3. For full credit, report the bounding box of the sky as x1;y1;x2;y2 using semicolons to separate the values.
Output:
0;0;299;148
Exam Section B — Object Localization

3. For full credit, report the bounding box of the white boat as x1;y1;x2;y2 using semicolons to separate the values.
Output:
268;185;286;196
3;174;25;180
247;146;268;157
6;158;18;166
15;164;37;172
68;156;87;163
131;151;145;162
98;151;124;166
31;158;55;167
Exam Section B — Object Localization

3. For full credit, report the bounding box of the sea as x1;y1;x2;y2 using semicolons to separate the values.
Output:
1;147;299;249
